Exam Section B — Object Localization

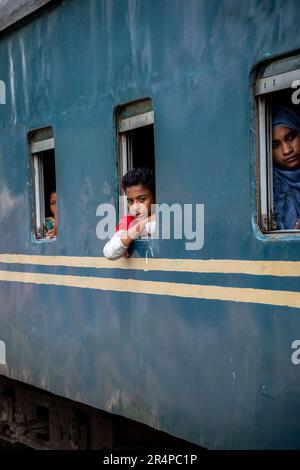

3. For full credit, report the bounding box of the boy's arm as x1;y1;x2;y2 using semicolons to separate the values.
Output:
103;231;128;260
103;215;156;260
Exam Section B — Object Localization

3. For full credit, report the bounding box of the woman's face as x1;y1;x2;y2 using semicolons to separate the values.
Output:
272;125;300;170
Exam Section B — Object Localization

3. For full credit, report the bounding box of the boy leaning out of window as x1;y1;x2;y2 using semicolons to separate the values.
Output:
103;167;156;260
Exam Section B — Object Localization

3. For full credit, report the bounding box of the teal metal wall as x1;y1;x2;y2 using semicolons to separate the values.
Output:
0;0;300;449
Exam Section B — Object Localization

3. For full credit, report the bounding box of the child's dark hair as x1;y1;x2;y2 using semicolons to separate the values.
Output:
122;167;155;194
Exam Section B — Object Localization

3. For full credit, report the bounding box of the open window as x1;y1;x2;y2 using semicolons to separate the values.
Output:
29;127;57;239
255;55;300;234
117;98;156;217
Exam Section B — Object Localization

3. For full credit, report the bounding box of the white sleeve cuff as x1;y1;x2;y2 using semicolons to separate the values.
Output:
103;231;127;260
145;220;156;236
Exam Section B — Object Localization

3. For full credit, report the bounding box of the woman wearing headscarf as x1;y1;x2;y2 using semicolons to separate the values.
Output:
272;106;300;230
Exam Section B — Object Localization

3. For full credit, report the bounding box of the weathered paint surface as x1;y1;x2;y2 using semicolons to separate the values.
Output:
0;0;300;449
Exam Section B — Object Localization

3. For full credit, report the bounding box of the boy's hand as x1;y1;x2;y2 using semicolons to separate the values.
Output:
46;229;55;239
294;218;300;229
46;215;57;239
120;214;156;247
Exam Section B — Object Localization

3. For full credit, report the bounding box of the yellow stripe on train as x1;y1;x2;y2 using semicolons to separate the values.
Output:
0;269;299;309
0;254;300;277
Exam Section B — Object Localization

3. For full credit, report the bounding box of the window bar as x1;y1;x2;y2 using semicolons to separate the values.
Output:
266;102;277;230
33;154;45;238
258;97;269;231
119;133;128;218
126;132;133;171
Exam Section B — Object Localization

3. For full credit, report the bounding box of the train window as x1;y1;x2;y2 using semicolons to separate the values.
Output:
117;98;155;217
255;57;300;234
29;127;57;239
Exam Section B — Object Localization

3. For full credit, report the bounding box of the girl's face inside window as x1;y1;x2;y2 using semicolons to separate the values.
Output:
272;125;300;170
49;192;57;216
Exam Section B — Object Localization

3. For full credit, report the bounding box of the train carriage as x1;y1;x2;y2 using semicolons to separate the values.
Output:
0;0;300;449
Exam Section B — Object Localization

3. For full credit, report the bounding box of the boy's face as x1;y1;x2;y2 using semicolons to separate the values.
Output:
126;184;154;220
49;192;57;217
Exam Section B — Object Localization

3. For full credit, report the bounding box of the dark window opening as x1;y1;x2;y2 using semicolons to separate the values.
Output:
43;151;56;219
125;124;155;170
117;98;156;217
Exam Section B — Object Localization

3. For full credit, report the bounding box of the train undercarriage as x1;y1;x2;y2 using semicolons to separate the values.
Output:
0;375;200;450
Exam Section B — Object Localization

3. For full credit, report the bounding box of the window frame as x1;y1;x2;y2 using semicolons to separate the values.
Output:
29;127;56;240
255;65;300;235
